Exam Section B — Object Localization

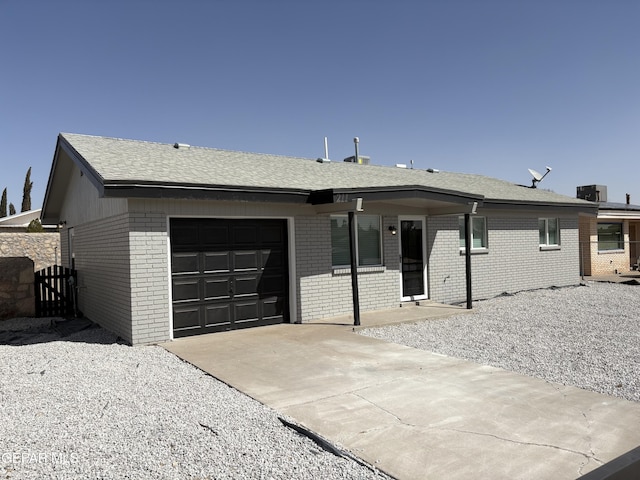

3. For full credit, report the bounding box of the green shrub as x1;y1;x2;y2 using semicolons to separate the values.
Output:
26;218;44;232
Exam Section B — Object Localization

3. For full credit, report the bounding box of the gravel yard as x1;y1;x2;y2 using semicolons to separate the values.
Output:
361;281;640;403
2;281;638;479
0;321;388;480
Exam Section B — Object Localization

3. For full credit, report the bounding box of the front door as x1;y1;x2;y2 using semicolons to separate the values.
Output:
400;218;428;301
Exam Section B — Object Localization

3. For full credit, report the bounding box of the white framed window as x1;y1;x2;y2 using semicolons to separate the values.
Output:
539;218;560;247
331;214;382;267
459;216;487;250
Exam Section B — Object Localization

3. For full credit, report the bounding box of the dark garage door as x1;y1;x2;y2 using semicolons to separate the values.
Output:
170;218;289;337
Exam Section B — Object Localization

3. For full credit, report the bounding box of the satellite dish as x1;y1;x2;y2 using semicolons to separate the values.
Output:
528;166;552;188
528;168;543;181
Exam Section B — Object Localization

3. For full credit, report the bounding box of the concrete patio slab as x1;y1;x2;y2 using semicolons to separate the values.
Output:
162;322;640;479
584;272;640;284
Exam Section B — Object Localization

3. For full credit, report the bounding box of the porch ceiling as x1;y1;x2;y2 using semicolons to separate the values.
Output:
309;185;482;215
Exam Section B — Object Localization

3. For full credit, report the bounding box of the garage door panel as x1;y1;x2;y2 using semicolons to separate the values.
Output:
205;304;232;327
260;225;285;244
172;253;199;274
261;249;283;269
204;278;231;300
233;251;259;271
204;252;230;273
235;276;259;297
259;273;285;296
171;224;199;249
201;224;229;246
171;218;288;337
173;306;201;330
262;297;284;319
172;279;200;303
234;301;259;323
233;225;258;244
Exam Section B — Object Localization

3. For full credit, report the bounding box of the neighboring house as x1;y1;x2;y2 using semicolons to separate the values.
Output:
0;209;60;271
577;185;640;275
0;209;61;270
41;133;597;345
0;209;58;233
0;209;44;232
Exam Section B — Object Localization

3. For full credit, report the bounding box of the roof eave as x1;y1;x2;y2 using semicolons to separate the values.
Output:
598;211;640;220
102;182;311;203
482;199;599;215
40;136;64;223
309;185;485;205
41;134;107;224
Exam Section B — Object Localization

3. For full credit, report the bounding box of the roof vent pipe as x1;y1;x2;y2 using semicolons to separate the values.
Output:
627;193;631;205
317;137;331;163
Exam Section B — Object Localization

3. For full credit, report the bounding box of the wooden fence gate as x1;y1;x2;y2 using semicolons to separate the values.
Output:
35;265;77;317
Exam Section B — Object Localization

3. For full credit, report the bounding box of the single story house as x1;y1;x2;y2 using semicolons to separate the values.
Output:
41;133;597;345
577;185;640;275
0;209;61;271
0;209;52;232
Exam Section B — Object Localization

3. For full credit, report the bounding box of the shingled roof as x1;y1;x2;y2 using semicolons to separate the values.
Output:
44;133;596;216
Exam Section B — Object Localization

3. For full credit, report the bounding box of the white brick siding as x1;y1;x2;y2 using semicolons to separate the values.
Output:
129;213;170;344
295;215;400;322
65;204;584;341
427;215;581;304
426;216;466;304
71;213;134;343
65;212;171;345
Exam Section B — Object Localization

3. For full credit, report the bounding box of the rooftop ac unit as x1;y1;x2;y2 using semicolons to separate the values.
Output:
577;185;607;202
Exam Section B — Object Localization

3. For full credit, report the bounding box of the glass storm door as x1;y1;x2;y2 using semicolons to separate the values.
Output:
400;218;427;301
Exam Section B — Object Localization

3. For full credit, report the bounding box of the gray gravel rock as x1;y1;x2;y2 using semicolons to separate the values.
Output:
1;320;388;479
361;282;640;403
4;281;636;478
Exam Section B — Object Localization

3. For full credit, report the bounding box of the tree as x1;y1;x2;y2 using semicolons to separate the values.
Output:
21;167;33;212
9;203;16;215
21;167;32;212
26;218;44;232
0;188;6;218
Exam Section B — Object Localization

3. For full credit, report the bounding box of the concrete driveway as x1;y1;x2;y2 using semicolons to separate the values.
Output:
162;319;640;479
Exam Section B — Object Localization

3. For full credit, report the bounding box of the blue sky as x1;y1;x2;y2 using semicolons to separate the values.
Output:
1;0;638;211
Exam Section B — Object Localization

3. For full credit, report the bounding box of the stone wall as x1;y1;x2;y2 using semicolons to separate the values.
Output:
0;232;61;271
0;257;35;320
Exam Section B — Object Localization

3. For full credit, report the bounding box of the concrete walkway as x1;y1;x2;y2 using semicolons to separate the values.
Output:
162;312;640;479
584;271;640;284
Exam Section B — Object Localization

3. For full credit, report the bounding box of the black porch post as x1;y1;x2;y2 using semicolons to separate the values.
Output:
348;210;361;326
464;213;473;309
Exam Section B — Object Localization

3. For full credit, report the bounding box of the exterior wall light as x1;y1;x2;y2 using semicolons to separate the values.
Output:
388;225;397;235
